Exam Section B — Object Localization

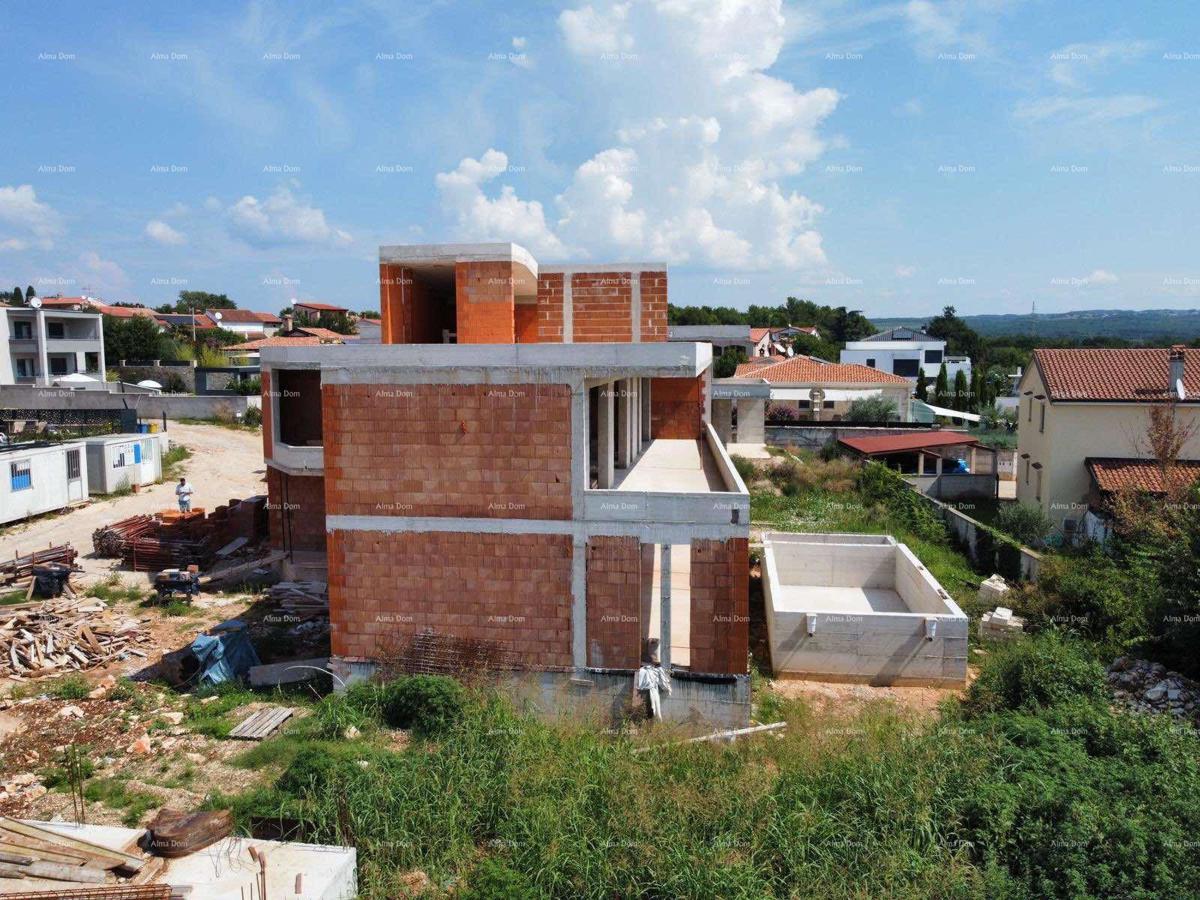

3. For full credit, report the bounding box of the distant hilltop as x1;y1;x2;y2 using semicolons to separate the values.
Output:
872;308;1200;341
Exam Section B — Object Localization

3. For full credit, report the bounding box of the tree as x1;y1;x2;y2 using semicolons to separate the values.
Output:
915;370;929;402
103;315;169;363
846;396;899;422
24;285;35;302
175;290;237;313
952;370;970;411
829;306;873;343
10;287;22;305
969;370;984;413
926;305;984;362
713;346;746;378
934;363;950;407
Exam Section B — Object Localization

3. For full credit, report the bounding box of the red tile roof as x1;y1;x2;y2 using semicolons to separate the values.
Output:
224;336;331;352
1034;348;1200;402
732;355;910;384
208;308;282;324
839;431;981;455
294;301;349;313
289;326;351;340
1086;457;1200;495
99;305;156;319
750;327;772;342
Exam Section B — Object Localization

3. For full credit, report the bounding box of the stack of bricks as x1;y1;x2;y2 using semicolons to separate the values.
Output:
585;536;643;668
536;273;565;342
455;260;515;343
639;270;668;342
571;273;633;342
327;530;573;666
322;382;572;520
689;538;750;674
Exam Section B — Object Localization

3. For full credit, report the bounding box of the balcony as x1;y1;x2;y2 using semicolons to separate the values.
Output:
584;423;749;526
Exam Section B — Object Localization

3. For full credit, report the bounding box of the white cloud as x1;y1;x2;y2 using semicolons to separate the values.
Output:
559;2;633;56
1048;40;1153;90
512;36;527;50
1082;268;1118;286
435;150;566;256
435;1;839;271
1014;94;1162;125
895;264;917;278
226;185;351;247
145;219;186;246
78;251;130;294
0;184;63;251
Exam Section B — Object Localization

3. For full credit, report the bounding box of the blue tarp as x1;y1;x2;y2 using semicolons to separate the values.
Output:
190;620;260;685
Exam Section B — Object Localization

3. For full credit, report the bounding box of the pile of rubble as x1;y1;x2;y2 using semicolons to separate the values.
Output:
1107;657;1200;723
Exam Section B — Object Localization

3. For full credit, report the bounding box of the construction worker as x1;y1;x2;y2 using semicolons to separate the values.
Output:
176;477;194;513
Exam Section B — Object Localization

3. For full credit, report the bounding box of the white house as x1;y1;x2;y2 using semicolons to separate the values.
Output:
0;441;88;525
205;309;282;337
1;302;106;386
840;327;970;382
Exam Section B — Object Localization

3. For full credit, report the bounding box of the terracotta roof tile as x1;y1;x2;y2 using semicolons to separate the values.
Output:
294;301;349;313
1086;457;1200;495
840;432;980;455
1034;348;1200;402
223;336;330;351
208;308;282;324
731;354;910;384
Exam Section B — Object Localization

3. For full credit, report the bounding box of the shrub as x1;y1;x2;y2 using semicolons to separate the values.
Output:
243;406;262;427
1021;550;1150;650
381;675;467;737
845;396;899;422
235;375;262;396
964;631;1105;715
765;403;799;423
995;502;1052;546
730;454;756;484
459;857;539;900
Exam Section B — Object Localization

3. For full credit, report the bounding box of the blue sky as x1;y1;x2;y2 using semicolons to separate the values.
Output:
1;0;1198;318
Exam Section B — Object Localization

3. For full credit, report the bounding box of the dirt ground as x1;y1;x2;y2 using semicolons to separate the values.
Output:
0;421;268;583
766;675;973;718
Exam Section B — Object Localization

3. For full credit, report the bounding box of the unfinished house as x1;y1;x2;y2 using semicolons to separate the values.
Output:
262;243;751;725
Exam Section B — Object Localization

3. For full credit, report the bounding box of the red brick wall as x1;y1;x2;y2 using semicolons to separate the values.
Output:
456;261;514;344
266;467;327;552
586;536;643;668
651;376;704;439
537;273;564;342
571;272;632;342
328;529;573;667
689;538;749;674
640;270;668;342
323;382;572;519
261;370;273;460
514;302;539;343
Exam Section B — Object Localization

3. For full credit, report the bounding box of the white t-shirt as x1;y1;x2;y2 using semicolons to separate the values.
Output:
176;483;193;500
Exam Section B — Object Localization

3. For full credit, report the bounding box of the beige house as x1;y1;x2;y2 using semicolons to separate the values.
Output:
1015;347;1200;537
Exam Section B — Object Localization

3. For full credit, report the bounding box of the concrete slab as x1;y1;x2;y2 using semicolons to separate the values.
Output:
612;439;724;493
727;442;771;459
0;821;356;899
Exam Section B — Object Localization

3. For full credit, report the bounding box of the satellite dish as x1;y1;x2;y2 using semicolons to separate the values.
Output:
28;297;42;309
213;311;223;321
1176;378;1186;401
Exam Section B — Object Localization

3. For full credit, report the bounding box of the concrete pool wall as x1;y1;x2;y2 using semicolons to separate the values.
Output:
762;532;968;685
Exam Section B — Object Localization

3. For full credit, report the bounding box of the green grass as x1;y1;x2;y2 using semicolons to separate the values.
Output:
161;444;193;480
46;674;91;701
177;416;260;432
89;576;149;604
83;777;160;827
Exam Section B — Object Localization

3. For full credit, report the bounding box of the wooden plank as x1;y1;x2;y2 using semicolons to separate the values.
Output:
199;551;286;587
0;860;108;883
0;819;143;871
229;706;295;740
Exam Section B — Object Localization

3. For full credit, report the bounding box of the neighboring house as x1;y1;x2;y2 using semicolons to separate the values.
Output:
748;325;820;358
712;355;913;443
0;440;88;525
841;327;971;382
1;303;105;385
354;317;382;344
1015;346;1200;538
292;301;352;332
1082;458;1200;543
222;334;341;364
205;309;282;337
262;241;750;725
153;312;219;332
668;325;757;359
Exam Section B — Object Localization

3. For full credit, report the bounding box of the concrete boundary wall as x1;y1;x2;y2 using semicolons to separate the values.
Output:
765;424;954;450
0;386;259;421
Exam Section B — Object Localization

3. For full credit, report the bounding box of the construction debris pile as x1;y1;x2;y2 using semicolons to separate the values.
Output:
1108;657;1200;724
91;497;268;572
269;581;328;617
0;598;148;679
1;544;79;588
0;815;144;885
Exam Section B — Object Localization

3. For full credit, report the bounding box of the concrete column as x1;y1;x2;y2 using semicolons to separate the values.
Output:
712;399;733;444
616;379;632;469
562;275;574;343
935;455;943;475
641;377;652;445
96;315;106;378
735;399;765;443
660;543;672;669
571;535;587;670
597;383;615;488
35;308;49;386
917;452;926;476
968;447;977;473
